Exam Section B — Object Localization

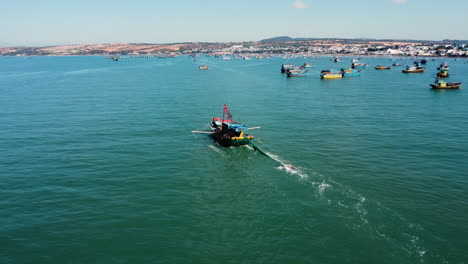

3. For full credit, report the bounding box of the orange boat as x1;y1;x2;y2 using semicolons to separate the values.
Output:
375;65;391;70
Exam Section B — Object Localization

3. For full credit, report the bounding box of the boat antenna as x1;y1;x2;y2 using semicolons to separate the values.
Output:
222;104;233;122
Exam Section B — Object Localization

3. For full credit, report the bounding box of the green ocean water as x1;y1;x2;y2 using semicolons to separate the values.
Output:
1;55;467;263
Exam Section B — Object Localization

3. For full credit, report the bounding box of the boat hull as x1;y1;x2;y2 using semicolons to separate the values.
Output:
321;74;343;79
437;72;449;78
402;69;425;73
210;133;253;147
287;72;307;77
343;72;360;76
430;83;462;89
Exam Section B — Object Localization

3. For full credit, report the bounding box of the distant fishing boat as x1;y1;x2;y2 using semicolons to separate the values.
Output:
421;59;428;64
341;68;361;76
198;65;208;70
430;80;462;89
334;57;340;62
351;63;368;69
321;70;343;79
392;63;402;66
302;62;314;68
437;62;450;70
286;69;308;77
222;56;231;60
375;65;391;70
437;68;449;78
106;55;121;61
402;65;425;73
281;64;296;73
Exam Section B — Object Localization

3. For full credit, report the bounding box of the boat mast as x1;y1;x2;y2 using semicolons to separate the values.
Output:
222;104;233;122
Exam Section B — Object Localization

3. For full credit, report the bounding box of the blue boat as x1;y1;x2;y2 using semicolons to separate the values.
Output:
341;68;361;76
351;63;368;69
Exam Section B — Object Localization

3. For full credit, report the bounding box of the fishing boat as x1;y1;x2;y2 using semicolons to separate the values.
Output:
321;70;343;79
198;65;208;70
286;69;308;77
392;63;402;66
334;57;340;62
341;68;361;76
402;65;425;73
437;62;450;70
421;59;428;64
281;64;296;73
351;63;368;69
430;80;462;89
302;62;314;68
375;65;391;70
437;69;449;78
209;105;255;147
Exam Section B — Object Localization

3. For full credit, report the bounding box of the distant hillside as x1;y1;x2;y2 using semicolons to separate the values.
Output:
260;36;294;42
261;36;468;44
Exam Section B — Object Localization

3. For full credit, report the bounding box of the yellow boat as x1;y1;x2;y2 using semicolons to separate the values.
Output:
320;70;342;79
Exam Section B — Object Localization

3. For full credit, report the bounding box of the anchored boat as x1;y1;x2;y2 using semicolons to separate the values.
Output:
437;68;449;78
286;69;308;77
430;80;462;89
281;64;296;73
351;63;368;69
375;65;391;70
437;62;450;70
198;65;208;70
402;65;425;73
321;70;343;79
341;68;361;76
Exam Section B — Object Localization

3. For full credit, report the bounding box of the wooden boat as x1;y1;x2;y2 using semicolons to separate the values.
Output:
302;62;314;68
352;63;368;69
209;105;254;147
341;68;360;76
437;62;450;70
437;69;449;78
198;65;208;70
375;65;391;70
286;69;308;77
402;65;425;73
430;81;462;89
281;64;295;73
321;70;343;79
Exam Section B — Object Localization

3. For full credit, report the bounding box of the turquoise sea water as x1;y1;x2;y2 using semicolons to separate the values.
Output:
1;55;467;263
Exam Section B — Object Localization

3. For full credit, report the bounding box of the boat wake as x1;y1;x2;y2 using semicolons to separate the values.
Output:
263;151;309;179
258;150;433;262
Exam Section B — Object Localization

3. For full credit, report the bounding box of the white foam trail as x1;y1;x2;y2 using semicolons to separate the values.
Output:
266;152;308;179
208;145;223;154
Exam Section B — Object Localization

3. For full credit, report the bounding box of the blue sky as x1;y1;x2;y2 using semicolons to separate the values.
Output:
2;0;468;46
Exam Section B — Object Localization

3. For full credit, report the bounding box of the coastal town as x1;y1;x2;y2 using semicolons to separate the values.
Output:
1;37;467;57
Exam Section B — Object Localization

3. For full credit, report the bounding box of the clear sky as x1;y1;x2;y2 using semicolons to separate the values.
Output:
2;0;468;46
